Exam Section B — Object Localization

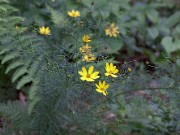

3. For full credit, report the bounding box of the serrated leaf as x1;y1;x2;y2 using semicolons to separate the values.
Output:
5;61;23;74
1;52;19;64
12;67;27;83
16;75;32;89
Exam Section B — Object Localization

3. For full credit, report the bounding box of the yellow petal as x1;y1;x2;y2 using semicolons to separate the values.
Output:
96;88;103;93
80;77;86;81
95;84;100;89
88;66;94;74
110;63;113;69
78;71;84;76
103;81;106;86
104;84;109;89
103;91;108;96
113;69;118;74
91;71;99;78
105;63;110;71
99;81;104;87
110;74;118;78
82;67;87;75
86;78;94;82
105;72;110;76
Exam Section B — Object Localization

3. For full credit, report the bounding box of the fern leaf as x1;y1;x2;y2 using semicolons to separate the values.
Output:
47;6;67;28
1;52;19;64
28;96;39;115
5;61;24;74
16;75;32;89
28;56;43;76
0;0;9;3
0;6;7;12
12;66;27;83
0;48;11;55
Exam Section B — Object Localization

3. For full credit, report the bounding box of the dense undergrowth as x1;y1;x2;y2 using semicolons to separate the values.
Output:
0;0;179;135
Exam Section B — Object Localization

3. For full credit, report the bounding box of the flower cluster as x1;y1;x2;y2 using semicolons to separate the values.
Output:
79;35;96;62
78;63;119;96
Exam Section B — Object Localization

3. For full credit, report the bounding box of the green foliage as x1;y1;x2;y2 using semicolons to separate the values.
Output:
0;0;180;135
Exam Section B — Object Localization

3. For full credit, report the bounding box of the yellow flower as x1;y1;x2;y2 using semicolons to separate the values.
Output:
82;53;96;62
128;68;132;72
68;10;80;18
105;63;119;77
39;26;51;35
79;44;92;53
96;81;109;96
105;23;119;37
16;25;19;30
82;35;91;43
78;66;100;82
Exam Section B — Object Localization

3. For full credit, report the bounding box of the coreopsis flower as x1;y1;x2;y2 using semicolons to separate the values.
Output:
79;44;92;53
82;53;96;62
39;26;51;35
78;66;100;82
127;68;132;72
105;63;119;77
96;81;109;96
82;35;91;43
105;23;119;37
68;10;80;18
16;25;19;30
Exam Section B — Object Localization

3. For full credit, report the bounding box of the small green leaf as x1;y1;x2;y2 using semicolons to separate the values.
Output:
161;36;180;54
147;27;159;39
146;9;159;23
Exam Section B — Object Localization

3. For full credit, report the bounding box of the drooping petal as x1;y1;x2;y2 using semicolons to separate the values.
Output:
96;88;102;93
86;78;94;82
105;72;110;76
103;91;106;96
110;74;118;77
80;77;86;81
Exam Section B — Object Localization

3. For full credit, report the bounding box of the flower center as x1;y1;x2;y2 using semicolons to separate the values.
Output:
109;70;113;74
86;74;91;78
100;88;105;91
109;27;115;33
